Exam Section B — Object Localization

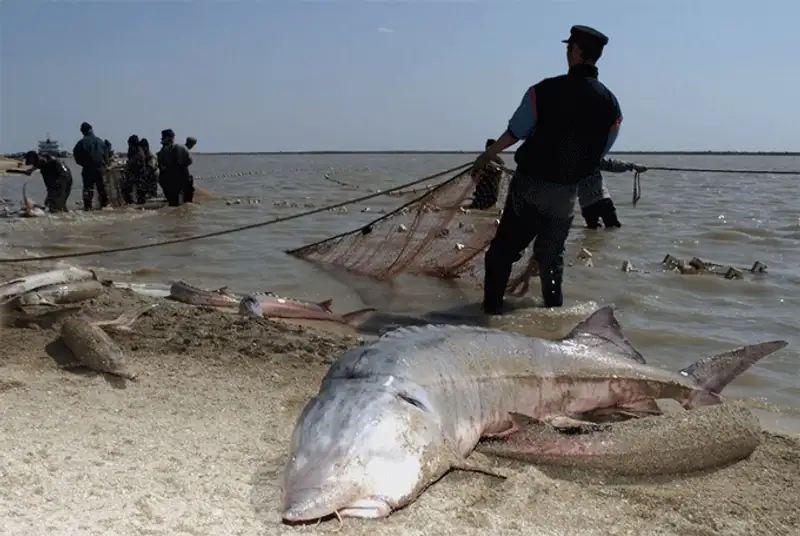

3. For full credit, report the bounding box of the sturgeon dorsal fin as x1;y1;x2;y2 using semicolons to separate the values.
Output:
564;306;646;363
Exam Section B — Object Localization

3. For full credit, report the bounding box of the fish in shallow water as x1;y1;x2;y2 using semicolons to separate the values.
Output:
281;306;788;522
16;279;105;306
60;304;156;380
168;280;240;308
238;292;375;324
21;180;46;218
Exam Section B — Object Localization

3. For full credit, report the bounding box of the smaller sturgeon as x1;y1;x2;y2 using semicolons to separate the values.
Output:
107;281;172;299
60;304;157;380
238;292;376;324
169;280;240;308
17;279;105;306
0;266;96;303
478;403;762;476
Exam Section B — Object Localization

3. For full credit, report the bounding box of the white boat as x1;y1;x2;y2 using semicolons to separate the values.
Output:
37;134;69;157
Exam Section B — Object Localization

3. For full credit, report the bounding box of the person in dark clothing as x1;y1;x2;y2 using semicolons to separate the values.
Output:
579;158;647;229
72;122;110;211
157;129;194;206
20;151;73;212
468;138;505;210
139;138;159;199
104;139;114;164
472;25;623;314
122;135;148;205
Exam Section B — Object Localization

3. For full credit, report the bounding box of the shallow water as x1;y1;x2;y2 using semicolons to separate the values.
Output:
1;153;799;412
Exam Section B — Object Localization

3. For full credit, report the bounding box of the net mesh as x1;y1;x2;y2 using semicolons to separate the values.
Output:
288;164;541;296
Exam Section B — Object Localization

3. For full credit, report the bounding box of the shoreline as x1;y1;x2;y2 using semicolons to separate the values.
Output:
1;260;799;535
5;151;800;158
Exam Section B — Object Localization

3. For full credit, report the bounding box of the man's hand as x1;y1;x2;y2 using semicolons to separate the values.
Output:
633;164;647;173
472;151;492;175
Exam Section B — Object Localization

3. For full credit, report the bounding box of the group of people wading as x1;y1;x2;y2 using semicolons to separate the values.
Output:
9;124;196;212
470;25;648;315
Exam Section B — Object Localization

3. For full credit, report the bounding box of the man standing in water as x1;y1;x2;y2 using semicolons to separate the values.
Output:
579;157;647;229
72;122;110;211
472;25;622;313
157;129;194;206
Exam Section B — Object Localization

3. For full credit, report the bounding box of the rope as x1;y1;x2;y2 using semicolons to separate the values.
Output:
633;171;642;207
0;162;472;264
646;166;800;175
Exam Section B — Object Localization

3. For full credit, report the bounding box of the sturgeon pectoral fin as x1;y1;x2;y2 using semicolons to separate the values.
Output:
94;303;158;331
450;461;507;480
581;399;664;423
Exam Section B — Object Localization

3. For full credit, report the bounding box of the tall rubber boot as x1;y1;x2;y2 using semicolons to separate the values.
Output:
483;252;513;315
540;267;564;308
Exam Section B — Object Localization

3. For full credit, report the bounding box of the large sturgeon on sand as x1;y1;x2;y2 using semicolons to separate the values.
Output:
60;304;157;380
281;306;788;522
239;292;376;324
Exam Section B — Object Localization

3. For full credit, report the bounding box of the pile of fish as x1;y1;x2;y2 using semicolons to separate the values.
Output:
0;266;153;380
662;254;768;280
281;306;789;523
165;280;376;325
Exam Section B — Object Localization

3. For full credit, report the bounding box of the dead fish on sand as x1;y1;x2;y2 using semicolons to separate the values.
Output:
281;306;787;522
0;266;96;303
16;279;105;306
106;281;172;299
478;403;762;476
238;292;376;324
168;280;239;308
60;304;157;381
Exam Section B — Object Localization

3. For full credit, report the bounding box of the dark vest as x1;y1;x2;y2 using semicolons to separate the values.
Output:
514;64;621;185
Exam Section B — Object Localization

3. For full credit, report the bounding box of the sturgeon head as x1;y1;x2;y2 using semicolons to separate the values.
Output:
282;379;456;522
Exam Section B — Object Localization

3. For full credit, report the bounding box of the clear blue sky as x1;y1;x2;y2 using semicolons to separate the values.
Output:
2;1;797;153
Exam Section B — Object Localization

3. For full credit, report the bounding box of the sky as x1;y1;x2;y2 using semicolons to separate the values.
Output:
1;0;798;153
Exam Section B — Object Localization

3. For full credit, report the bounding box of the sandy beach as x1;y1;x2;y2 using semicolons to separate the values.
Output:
1;261;799;536
0;157;24;176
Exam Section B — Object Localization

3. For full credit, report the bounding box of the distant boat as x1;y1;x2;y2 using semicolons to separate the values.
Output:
37;133;69;158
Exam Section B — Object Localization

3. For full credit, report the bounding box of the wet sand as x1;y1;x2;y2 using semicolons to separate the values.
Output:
1;262;799;535
0;157;24;175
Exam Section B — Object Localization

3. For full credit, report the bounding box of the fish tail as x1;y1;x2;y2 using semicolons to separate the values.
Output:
341;307;377;324
679;340;788;409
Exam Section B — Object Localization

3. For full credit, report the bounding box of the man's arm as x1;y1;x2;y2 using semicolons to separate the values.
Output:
179;145;193;167
477;86;538;166
599;158;634;173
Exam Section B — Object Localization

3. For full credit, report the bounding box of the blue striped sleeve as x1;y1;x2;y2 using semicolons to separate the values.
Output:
507;86;537;140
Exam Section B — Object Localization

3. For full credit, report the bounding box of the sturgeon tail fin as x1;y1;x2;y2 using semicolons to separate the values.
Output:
679;340;788;409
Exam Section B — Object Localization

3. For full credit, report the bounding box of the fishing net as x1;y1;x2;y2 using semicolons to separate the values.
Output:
101;165;127;208
288;163;540;295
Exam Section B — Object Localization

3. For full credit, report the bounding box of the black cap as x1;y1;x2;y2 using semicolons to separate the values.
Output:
161;129;175;139
562;25;609;48
80;122;92;134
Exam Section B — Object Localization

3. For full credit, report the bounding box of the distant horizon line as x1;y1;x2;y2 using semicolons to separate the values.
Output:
191;150;800;156
3;149;799;157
